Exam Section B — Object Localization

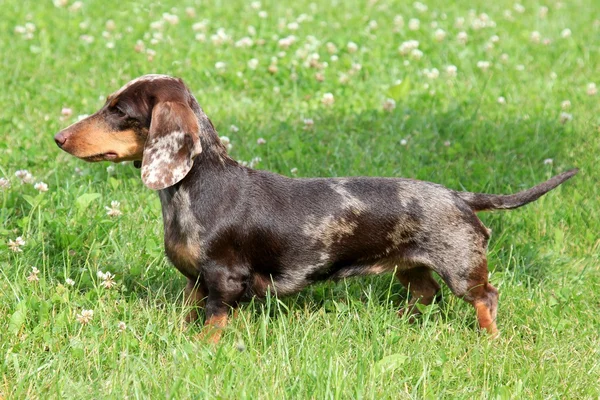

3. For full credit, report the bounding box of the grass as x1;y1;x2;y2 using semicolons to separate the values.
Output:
1;0;599;398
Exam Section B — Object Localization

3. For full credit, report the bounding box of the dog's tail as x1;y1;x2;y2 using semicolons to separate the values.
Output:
456;168;578;212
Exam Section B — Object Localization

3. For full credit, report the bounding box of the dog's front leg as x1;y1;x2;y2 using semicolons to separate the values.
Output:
199;262;248;344
183;278;206;325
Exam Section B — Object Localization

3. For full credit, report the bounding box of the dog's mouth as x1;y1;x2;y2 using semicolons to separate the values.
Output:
82;152;118;162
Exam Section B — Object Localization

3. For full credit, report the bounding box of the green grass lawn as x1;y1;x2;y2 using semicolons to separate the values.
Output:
1;0;599;398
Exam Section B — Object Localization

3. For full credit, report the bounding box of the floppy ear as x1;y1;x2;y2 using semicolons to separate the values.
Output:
141;101;202;190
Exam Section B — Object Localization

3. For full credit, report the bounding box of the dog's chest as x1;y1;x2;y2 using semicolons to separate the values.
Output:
159;189;204;277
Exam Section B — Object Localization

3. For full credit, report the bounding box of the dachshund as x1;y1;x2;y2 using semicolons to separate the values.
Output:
55;74;578;343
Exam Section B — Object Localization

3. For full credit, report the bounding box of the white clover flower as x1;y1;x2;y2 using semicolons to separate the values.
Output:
118;321;127;332
162;13;179;25
105;201;122;217
65;278;75;286
530;31;541;43
0;178;10;189
398;40;419;55
53;0;68;7
413;2;428;12
287;21;299;31
367;20;378;31
516;64;525;71
321;93;334;106
497;96;506;104
247;58;259;70
134;40;145;52
539;6;549;18
561;100;571;110
15;169;30;179
445;65;458;77
192;21;208;32
230;125;239;133
561;28;572;38
106;165;115;174
215;61;226;71
278;35;296;49
326;42;338;54
258;10;268;18
27;267;40;282
434;29;446;41
347;41;358;53
77;309;94;325
587;83;597;96
490;35;500;43
211;28;231;46
257;138;266;145
290;167;298;175
514;3;525;13
559;112;573;124
69;1;82;11
34;182;48;192
14;25;27;34
146;49;156;62
400;139;408;146
382;98;396;112
543;158;554;165
80;34;94;44
100;271;116;289
15;170;34;184
394;15;404;29
220;136;231;147
410;49;423;60
248;157;262;168
457;31;468;44
408;18;420;31
303;118;314;129
424;68;439;79
477;60;492;71
235;37;253;48
251;1;261;9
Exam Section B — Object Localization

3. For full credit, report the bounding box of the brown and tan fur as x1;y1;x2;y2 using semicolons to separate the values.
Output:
55;74;578;342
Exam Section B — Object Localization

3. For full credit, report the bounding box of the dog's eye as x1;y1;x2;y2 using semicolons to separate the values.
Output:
113;106;127;117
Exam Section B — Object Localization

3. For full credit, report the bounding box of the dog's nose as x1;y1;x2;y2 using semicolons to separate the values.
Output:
54;132;67;148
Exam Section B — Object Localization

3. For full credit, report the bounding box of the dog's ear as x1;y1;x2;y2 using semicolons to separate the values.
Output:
141;101;202;190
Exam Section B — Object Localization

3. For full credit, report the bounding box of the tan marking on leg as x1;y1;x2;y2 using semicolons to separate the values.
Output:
199;314;228;344
183;280;205;324
474;301;498;335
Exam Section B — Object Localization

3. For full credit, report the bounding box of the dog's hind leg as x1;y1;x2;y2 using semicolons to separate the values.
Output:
437;254;499;335
396;266;441;319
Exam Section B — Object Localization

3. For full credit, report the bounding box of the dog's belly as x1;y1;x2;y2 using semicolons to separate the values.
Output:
248;250;410;298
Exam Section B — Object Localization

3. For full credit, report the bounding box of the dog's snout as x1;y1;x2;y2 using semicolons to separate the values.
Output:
54;132;67;148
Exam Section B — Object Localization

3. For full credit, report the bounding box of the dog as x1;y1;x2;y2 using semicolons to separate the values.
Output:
54;74;577;342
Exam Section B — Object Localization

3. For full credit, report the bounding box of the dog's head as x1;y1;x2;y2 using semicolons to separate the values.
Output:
54;75;204;190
